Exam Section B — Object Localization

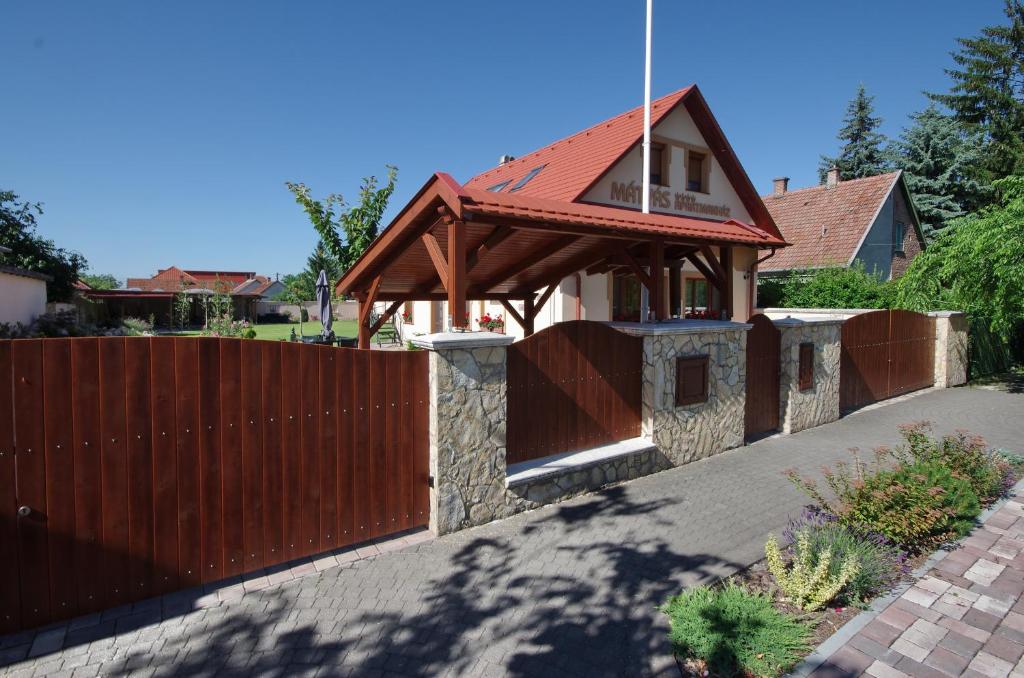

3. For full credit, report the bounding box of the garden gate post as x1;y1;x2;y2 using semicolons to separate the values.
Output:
772;317;842;434
411;331;515;536
928;311;969;388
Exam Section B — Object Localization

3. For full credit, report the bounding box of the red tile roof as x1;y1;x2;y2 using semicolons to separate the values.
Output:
465;88;692;202
126;267;258;293
760;172;902;272
461;185;785;247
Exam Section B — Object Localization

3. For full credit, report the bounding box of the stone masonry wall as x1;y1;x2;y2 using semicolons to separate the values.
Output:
639;328;748;465
775;319;841;434
932;312;969;388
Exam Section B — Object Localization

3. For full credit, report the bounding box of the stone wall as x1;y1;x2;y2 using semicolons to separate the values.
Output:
774;318;842;434
615;323;749;466
931;311;969;388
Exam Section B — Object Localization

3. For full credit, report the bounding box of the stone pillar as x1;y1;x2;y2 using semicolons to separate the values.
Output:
613;321;749;466
411;332;514;536
929;311;969;387
773;317;842;434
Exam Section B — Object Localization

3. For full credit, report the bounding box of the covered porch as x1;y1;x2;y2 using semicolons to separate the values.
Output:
336;173;787;349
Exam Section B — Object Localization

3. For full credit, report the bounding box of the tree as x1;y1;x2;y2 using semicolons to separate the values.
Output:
285;165;398;275
81;272;121;290
895;175;1024;373
888;105;990;236
0;190;87;301
929;1;1024;178
819;85;891;182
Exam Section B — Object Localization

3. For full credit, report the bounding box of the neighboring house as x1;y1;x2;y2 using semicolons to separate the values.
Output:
759;169;925;281
81;266;284;325
0;245;51;325
350;85;787;343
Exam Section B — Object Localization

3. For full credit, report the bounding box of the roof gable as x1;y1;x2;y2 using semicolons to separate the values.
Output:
761;171;907;272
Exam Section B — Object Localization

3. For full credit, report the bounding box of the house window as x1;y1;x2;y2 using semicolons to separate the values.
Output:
685;278;710;314
487;180;512;192
649;143;667;186
509;165;545;192
675;355;709;407
687;150;708;193
893;221;906;255
798;342;814;391
612;275;642;322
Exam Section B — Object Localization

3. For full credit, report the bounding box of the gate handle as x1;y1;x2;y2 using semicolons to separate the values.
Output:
17;506;31;518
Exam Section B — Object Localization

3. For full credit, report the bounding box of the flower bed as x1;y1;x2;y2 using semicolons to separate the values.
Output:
662;422;1022;677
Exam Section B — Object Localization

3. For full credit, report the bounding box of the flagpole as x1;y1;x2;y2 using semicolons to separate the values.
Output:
641;0;652;215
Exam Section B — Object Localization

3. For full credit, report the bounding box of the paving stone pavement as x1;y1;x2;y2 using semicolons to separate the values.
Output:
810;490;1024;678
1;386;1022;677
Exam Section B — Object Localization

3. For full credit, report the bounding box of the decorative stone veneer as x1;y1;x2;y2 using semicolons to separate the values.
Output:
774;317;841;434
614;322;750;466
930;311;969;387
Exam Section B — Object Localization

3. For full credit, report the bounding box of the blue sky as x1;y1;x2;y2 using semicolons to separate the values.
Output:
0;1;1006;282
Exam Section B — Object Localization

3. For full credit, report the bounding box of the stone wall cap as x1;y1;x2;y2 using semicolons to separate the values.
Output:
762;307;872;316
606;319;751;336
771;316;846;327
926;310;966;318
410;331;514;350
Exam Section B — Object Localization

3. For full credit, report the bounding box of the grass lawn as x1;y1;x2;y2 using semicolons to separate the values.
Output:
162;320;360;341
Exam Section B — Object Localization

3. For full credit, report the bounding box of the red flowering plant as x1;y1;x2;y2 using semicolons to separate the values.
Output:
401;309;413;323
477;313;505;333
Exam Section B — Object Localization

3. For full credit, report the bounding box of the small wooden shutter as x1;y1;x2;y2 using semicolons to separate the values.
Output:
675;355;709;406
798;342;814;391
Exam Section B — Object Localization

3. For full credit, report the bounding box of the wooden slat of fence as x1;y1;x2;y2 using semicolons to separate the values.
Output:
72;338;104;613
888;310;935;396
398;353;414;531
744;314;781;439
124;338;155;600
99;338;131;606
219;339;244;577
149;337;179;595
0;341;19;634
42;340;76;620
385;352;402;534
351;349;370;543
280;342;302;560
318;346;338;550
12;340;50;629
412;351;429;525
240;340;264;570
336;348;354;547
299;343;320;556
260;341;283;563
174;338;202;588
368;352;387;539
197;338;223;583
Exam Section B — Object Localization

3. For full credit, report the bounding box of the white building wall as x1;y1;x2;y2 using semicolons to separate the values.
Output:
0;272;47;325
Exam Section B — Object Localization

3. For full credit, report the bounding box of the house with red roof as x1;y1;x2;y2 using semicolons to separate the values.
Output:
758;169;925;282
338;86;789;345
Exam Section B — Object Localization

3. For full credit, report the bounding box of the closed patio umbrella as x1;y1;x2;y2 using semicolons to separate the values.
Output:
316;270;334;340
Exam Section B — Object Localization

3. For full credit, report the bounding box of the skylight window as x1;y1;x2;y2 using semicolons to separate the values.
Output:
487;180;512;192
509;165;546;192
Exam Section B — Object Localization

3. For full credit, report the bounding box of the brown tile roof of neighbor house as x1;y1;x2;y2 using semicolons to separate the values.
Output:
760;171;902;272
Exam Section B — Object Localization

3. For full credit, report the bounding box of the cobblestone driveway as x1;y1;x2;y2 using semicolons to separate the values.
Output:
2;386;1022;677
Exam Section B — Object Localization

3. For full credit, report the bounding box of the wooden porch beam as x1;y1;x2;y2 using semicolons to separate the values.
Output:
369;300;403;337
721;246;734;320
376;292;530;302
448;219;467;328
498;300;527;330
610;241;653;290
699;245;728;284
420;232;449;293
465;225;513;273
357;275;383;349
684;251;723;290
650;239;665;321
523;297;535;337
532;283;559;319
510;242;621;295
473;234;580;293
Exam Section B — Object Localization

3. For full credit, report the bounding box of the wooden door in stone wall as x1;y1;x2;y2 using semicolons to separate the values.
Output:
744;314;781;440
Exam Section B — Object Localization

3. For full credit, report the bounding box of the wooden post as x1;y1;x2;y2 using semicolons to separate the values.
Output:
523;297;535;337
650;239;665;321
669;262;682;318
722;246;734;320
357;276;382;349
448;220;467;329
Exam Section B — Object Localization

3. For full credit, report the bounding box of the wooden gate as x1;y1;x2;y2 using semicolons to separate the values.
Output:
840;309;935;411
0;337;429;634
744;314;781;440
506;321;642;465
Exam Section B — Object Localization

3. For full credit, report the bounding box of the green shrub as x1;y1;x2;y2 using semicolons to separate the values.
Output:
760;263;895;310
121;316;153;336
893;422;1012;504
782;510;908;606
765;532;859;611
661;582;809;676
242;328;257;340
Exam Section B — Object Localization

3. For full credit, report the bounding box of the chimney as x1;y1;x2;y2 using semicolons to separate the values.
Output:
499;154;515;165
772;177;790;196
826;166;841;188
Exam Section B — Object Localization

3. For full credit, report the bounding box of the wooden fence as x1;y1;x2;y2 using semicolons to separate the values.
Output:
840;309;935;410
0;337;428;634
744;314;781;440
506;321;643;465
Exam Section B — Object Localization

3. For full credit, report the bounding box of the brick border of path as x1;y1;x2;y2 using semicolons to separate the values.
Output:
0;527;434;666
788;479;1024;677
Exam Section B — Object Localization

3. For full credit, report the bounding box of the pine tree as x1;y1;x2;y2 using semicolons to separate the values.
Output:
889;105;990;237
929;0;1024;178
819;84;891;182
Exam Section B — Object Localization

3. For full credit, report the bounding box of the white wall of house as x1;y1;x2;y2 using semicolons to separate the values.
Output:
0;271;47;325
